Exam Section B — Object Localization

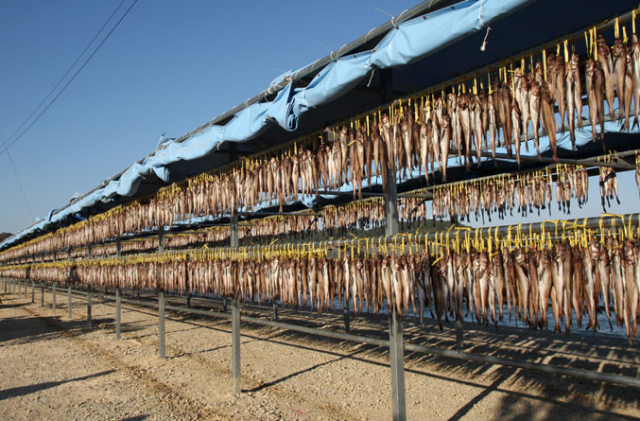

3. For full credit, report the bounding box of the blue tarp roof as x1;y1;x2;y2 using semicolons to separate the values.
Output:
3;0;638;250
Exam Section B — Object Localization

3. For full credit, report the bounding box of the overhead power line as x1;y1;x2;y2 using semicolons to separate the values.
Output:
0;0;139;156
5;150;35;222
1;0;127;150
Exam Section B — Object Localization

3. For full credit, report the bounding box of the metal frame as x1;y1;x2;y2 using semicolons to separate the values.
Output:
5;278;639;390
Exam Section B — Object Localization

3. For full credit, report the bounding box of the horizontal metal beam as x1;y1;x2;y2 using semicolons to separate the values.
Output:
241;315;389;347
486;151;637;171
404;342;640;388
240;211;322;217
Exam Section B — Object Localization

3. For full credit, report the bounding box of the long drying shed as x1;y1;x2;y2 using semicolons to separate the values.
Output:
2;1;640;419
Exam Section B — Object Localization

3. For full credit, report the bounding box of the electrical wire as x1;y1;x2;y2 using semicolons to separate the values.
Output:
0;0;127;151
5;150;35;222
0;0;139;156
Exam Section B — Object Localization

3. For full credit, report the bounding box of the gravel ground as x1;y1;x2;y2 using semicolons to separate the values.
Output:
0;283;639;420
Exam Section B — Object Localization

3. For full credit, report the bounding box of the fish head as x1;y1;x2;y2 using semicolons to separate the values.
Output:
597;36;610;54
623;241;636;262
612;39;625;57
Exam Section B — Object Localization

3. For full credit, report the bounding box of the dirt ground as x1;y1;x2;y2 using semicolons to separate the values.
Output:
0;283;639;421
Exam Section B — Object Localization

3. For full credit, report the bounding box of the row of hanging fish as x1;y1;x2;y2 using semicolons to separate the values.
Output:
432;165;589;222
3;233;640;341
0;160;604;265
428;237;640;342
1;32;637;264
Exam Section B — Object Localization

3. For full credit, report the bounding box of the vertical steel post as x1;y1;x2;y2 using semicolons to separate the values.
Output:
68;285;72;319
232;295;241;394
230;210;241;394
343;296;351;334
87;285;92;327
273;302;278;321
116;288;122;340
186;253;191;308
456;318;464;349
389;311;406;421
159;290;165;358
158;229;166;358
116;236;122;340
158;228;165;253
380;68;406;421
52;283;56;314
40;286;44;307
24;280;27;298
31;281;35;303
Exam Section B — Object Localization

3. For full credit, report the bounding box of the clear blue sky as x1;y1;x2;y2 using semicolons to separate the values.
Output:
1;0;638;235
0;0;421;234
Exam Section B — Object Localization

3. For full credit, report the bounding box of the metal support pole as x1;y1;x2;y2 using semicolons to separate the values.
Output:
455;318;464;349
389;311;406;421
31;281;34;303
380;67;406;421
159;291;165;358
158;228;165;252
232;297;241;394
230;209;241;393
24;281;27;299
68;285;72;319
116;236;122;341
273;302;278;321
87;285;92;327
116;235;122;340
343;297;350;334
187;293;191;308
40;287;44;307
116;287;122;340
52;283;56;314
